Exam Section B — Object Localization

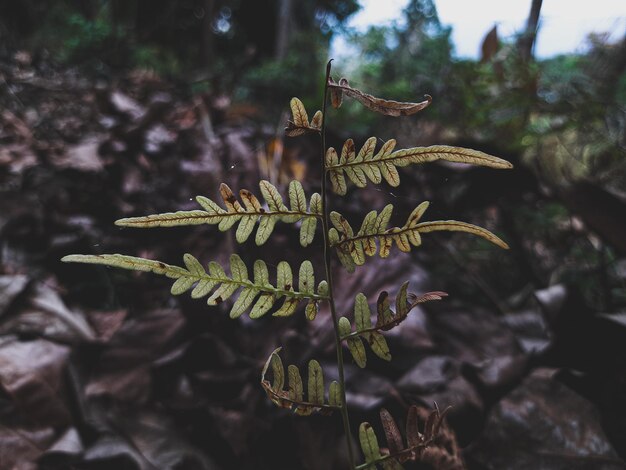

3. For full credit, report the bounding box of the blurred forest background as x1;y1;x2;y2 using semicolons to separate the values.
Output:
0;0;625;469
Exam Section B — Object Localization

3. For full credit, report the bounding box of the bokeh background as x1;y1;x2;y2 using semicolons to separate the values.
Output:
0;0;625;469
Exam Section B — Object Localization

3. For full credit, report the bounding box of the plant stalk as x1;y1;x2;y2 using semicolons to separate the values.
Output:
319;59;356;469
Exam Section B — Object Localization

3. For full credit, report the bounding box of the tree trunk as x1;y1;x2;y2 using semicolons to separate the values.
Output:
518;0;543;62
275;0;293;60
201;0;216;68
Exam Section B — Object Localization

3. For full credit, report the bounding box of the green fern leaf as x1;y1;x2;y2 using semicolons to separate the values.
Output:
305;301;318;321
339;285;445;367
273;298;299;317
317;280;329;297
271;349;285;391
308;359;324;405
260;348;339;416
276;261;293;291
354;293;372;331
114;180;321;247
299;260;314;294
300;192;321;246
249;293;274;319
253;259;270;286
359;423;383;463
61;253;328;320
340;304;388;368
255;216;277;245
368;332;391;361
229;252;248;281
259;180;286;211
395;281;409;317
358;210;378;256
288;364;304;402
329;227;356;272
330;202;508;267
327;147;348;195
339;316;366;368
191;278;215;299
347;336;367;368
326;139;513;194
230;287;257;318
338;316;351;336
289;180;307;213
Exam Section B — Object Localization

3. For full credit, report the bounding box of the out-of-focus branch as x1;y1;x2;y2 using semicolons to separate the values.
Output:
518;0;543;62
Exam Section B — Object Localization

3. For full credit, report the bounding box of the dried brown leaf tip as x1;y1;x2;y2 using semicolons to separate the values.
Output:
417;405;464;470
329;77;346;108
328;77;432;117
285;97;323;136
408;291;448;305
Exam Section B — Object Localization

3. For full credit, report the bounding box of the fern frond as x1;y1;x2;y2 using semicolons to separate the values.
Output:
115;180;322;247
329;202;509;270
285;97;323;136
261;348;342;415
339;283;447;367
355;405;452;469
328;78;432;117
326;138;513;195
61;253;327;319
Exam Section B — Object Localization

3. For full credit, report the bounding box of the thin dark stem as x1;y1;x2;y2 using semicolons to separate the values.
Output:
320;58;356;469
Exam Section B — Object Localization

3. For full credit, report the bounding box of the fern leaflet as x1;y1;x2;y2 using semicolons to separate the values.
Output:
340;283;447;367
356;405;451;469
61;253;328;320
328;202;509;271
326;137;512;195
261;348;341;415
285;97;323;136
115;180;321;247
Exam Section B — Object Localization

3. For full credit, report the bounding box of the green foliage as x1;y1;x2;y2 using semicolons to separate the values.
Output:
28;6;183;74
333;0;453;130
241;31;328;106
58;12;118;63
131;45;183;76
63;59;510;469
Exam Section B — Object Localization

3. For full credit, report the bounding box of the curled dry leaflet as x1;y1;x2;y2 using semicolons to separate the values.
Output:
63;60;512;469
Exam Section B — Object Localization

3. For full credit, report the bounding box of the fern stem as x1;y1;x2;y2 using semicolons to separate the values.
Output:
320;59;356;469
